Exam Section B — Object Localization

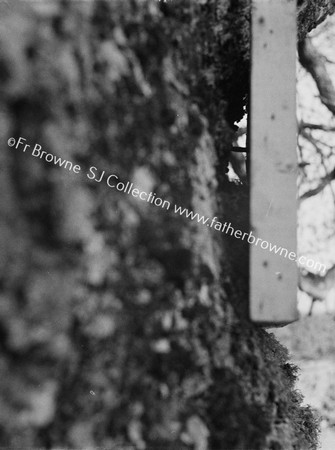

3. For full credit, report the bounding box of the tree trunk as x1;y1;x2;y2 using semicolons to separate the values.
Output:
0;1;332;449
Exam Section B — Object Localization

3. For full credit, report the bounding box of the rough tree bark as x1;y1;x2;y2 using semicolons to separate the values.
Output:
0;1;333;449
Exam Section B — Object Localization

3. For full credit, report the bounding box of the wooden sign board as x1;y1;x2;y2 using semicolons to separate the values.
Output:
249;0;298;325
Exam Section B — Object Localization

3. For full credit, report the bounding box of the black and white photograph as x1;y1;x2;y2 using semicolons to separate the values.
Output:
0;0;335;449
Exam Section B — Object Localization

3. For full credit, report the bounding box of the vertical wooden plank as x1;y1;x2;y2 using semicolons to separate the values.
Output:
250;0;298;325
